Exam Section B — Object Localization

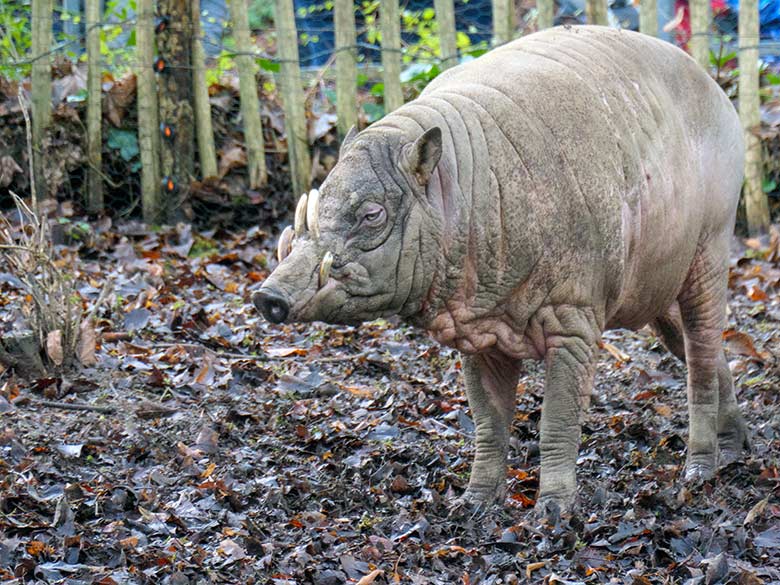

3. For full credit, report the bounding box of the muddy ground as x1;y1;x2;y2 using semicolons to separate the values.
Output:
1;221;779;584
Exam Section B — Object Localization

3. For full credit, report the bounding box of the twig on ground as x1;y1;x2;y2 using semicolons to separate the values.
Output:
34;399;116;414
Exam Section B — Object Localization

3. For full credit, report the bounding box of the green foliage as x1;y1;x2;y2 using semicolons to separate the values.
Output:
249;0;275;29
107;127;140;170
0;0;32;80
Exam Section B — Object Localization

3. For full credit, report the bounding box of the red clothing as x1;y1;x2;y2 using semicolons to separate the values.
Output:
673;0;729;47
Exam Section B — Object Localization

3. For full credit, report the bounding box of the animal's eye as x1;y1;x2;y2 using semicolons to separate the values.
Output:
359;204;386;227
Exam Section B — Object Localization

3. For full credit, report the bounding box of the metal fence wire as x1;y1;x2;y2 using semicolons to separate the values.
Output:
0;1;777;229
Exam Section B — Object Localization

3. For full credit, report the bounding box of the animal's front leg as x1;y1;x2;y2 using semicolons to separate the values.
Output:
536;307;599;517
461;353;522;505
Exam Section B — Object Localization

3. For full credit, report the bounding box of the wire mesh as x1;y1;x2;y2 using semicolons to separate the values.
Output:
0;1;777;229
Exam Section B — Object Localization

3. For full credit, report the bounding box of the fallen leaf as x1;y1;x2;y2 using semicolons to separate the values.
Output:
46;330;64;366
357;570;384;585
77;319;98;366
600;341;631;363
723;330;770;361
744;496;769;525
526;562;546;579
26;541;46;555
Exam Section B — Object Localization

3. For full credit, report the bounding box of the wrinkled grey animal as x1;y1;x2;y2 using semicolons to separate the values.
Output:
253;26;749;514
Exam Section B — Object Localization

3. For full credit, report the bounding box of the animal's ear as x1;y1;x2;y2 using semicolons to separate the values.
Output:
339;125;359;158
402;127;442;186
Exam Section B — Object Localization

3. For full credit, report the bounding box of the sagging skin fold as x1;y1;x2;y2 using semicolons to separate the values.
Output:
252;26;750;516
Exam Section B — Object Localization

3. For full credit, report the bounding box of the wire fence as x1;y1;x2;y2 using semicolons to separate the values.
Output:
0;0;777;230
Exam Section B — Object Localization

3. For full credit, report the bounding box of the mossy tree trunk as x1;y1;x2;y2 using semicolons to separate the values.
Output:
275;0;312;197
137;0;162;224
232;0;267;187
380;0;403;114
86;0;103;214
31;0;53;207
192;0;218;179
739;0;769;234
157;0;195;222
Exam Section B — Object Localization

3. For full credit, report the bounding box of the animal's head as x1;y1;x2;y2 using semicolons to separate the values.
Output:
252;125;444;326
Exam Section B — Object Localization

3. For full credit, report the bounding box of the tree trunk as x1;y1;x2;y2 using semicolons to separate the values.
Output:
689;0;711;70
275;0;312;197
334;0;358;138
157;0;195;222
538;0;555;30
380;0;403;114
137;0;162;223
640;0;658;36
492;0;515;45
586;0;609;25
31;0;53;207
192;0;218;179
86;0;103;214
434;0;458;69
739;0;769;235
232;0;267;187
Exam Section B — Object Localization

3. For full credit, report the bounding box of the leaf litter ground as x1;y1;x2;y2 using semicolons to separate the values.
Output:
1;221;779;585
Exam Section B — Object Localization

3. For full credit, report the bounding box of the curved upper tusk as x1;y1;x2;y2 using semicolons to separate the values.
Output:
306;189;320;239
294;193;308;237
319;251;333;288
277;225;295;262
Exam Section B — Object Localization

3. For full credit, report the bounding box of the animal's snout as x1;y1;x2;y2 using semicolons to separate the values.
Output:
253;289;290;324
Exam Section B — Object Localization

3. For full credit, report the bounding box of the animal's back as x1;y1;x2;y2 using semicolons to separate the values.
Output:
413;25;743;327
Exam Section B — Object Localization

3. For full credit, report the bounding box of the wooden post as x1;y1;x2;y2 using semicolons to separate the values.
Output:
86;0;103;214
192;0;218;179
157;0;195;222
434;0;458;69
739;0;769;235
538;0;555;30
492;0;514;45
334;0;358;138
31;0;53;206
640;0;658;36
231;0;267;187
136;0;161;224
275;0;311;197
586;0;609;25
689;0;710;70
380;0;403;114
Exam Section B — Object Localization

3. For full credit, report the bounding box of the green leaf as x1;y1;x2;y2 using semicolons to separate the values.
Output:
766;73;780;86
763;178;777;194
422;7;435;20
357;72;368;86
107;128;140;162
258;58;280;73
362;102;385;123
370;82;384;97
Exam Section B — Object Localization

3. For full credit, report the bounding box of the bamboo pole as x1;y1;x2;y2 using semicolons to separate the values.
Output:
640;0;658;36
586;0;609;25
31;0;53;206
157;0;195;222
191;0;218;179
275;0;311;197
380;0;403;114
434;0;457;69
689;0;710;70
86;0;103;214
739;0;769;235
538;0;555;30
232;0;267;187
334;0;358;138
136;0;161;223
492;0;514;45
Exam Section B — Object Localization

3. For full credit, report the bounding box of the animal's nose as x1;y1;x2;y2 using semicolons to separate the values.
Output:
252;289;290;324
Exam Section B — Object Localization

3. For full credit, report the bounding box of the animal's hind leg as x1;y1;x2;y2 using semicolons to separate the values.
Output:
676;241;729;481
651;302;750;466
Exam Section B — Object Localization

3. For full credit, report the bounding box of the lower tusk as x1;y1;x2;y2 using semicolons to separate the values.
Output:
319;251;333;288
277;225;295;262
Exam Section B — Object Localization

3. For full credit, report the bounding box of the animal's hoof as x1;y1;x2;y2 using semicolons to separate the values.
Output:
533;493;576;524
448;484;504;519
684;460;716;483
718;417;751;466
